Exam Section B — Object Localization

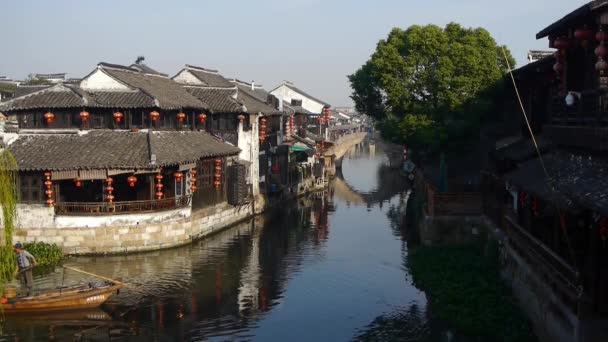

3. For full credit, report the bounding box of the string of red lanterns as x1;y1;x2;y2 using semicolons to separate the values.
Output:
597;28;608;76
214;159;222;188
106;177;115;203
290;115;295;136
190;169;197;193
260;117;267;143
44;112;55;125
44;172;54;207
155;173;164;199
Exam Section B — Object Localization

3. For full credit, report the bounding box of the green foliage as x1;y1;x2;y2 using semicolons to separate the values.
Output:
348;23;516;156
408;243;537;341
0;151;18;284
22;74;52;86
22;242;64;275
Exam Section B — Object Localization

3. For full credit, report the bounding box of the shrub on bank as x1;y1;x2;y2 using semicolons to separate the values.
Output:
22;242;63;269
408;243;536;342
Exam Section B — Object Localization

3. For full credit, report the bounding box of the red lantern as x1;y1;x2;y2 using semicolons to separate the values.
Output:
190;185;197;193
74;178;82;188
596;44;608;58
596;59;608;72
190;169;197;177
156;191;164;199
107;194;115;202
238;115;246;123
127;175;138;187
106;177;114;185
80;111;90;123
214;180;221;187
190;177;197;184
44;180;53;188
44;112;55;125
174;172;184;182
155;183;164;190
575;27;595;42
177;112;186;123
113;112;124;123
519;192;527;207
214;173;222;179
46;199;55;206
597;30;608;42
260;117;267;142
553;37;571;50
150;111;160;122
198;113;207;123
45;189;53;197
155;174;163;182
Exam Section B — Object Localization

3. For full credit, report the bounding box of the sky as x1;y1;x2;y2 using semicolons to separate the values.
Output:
1;0;587;107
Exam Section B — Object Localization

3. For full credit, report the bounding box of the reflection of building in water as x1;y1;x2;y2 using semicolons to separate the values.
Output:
238;225;263;314
369;142;375;159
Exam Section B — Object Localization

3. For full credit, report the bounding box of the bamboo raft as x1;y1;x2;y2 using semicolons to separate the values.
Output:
1;281;123;313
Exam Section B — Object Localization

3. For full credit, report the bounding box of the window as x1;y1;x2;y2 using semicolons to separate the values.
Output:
19;173;44;204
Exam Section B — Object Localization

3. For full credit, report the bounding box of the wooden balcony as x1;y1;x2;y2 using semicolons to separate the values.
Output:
504;215;581;309
54;196;191;216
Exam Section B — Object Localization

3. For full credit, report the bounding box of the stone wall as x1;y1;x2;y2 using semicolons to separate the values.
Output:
12;202;254;255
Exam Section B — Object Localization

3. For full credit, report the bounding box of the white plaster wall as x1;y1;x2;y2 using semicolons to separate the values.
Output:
0;204;55;229
80;69;131;91
54;206;192;228
172;70;203;85
237;114;259;196
270;85;325;114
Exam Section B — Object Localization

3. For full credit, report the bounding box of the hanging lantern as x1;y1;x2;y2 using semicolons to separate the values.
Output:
155;171;164;199
519;191;528;208
177;112;186;123
214;159;222;188
596;44;608;58
156;191;164;199
150;111;160;122
190;185;197;193
44;172;53;207
106;177;114;185
106;177;114;203
113;112;124;123
597;30;608;43
198;113;207;123
575;26;595;44
190;177;197;184
260;117;267;142
597;59;608;73
155;174;163;182
238;115;246;123
74;177;82;188
44;112;55;125
214;180;221;187
174;172;184;182
155;183;164;190
80;111;90;123
127;175;138;187
190;169;197;177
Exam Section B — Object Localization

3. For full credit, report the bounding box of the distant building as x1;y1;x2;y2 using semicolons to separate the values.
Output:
33;73;66;84
270;81;330;114
333;106;356;114
527;50;553;63
0;77;19;102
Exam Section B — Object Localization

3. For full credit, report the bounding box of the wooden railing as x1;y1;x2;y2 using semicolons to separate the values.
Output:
54;196;191;216
550;91;608;127
504;214;581;309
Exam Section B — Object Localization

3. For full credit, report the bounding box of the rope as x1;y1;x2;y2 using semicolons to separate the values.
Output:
500;47;577;270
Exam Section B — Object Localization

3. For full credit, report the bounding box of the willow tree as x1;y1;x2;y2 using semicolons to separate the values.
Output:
0;150;18;284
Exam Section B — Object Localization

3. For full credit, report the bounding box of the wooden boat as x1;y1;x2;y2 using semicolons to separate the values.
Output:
1;281;123;313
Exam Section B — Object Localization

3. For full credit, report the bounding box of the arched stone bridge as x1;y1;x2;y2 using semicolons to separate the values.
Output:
325;132;368;160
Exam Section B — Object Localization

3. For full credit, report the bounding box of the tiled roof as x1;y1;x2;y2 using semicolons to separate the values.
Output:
184;86;242;113
0;85;84;111
84;90;156;108
149;131;240;166
8;130;240;171
237;89;281;115
129;63;168;77
505;150;608;216
233;81;270;103
100;64;206;110
284;103;314;115
13;85;50;98
185;65;234;87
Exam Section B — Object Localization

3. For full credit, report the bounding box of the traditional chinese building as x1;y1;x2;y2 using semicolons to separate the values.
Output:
483;2;608;341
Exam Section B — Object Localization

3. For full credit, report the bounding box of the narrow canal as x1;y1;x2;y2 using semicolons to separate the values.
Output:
3;144;452;341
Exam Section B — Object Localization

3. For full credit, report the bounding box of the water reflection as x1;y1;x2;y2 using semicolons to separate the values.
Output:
2;143;445;342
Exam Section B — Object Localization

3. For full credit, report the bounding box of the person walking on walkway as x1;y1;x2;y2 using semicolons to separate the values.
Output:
14;242;37;296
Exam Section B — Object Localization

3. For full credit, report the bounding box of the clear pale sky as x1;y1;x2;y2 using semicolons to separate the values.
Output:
1;0;586;106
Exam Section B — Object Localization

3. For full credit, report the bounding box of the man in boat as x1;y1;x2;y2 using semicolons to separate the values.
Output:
13;243;37;296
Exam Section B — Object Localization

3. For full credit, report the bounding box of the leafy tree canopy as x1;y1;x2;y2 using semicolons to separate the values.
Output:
348;23;515;154
22;74;53;86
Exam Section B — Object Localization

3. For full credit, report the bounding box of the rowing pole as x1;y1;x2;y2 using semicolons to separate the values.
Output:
63;266;126;286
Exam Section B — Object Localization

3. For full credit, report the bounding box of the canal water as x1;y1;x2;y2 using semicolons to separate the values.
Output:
2;144;453;341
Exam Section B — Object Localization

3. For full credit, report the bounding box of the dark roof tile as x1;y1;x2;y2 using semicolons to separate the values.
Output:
184;86;242;113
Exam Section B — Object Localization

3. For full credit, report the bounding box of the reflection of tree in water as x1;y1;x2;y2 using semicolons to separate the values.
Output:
353;303;432;341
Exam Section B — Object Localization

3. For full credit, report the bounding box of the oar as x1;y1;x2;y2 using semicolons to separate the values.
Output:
63;266;126;286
